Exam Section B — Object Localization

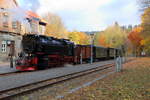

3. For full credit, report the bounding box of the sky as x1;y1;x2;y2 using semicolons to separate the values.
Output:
17;0;141;31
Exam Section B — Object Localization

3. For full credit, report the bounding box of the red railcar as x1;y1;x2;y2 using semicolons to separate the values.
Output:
74;45;91;64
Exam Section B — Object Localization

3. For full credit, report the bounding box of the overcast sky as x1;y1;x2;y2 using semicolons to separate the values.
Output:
17;0;141;31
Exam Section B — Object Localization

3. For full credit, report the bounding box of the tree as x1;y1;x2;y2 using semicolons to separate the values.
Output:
128;27;143;56
68;31;90;45
96;32;110;47
137;0;150;55
96;23;127;48
98;34;107;47
141;8;150;36
140;7;150;55
138;0;150;10
43;13;68;39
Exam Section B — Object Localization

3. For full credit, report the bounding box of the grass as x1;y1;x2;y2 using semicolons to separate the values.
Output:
60;58;150;100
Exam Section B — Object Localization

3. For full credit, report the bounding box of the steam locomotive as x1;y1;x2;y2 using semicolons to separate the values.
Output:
16;34;121;71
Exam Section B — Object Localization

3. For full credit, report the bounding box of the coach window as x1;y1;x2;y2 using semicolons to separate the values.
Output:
1;41;7;53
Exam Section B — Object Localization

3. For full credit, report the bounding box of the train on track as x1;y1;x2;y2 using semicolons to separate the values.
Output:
15;34;122;71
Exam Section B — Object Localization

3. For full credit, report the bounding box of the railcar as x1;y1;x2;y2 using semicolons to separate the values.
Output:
108;48;116;59
115;48;122;57
93;46;108;61
74;45;91;64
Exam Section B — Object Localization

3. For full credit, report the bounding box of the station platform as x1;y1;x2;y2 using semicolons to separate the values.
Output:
0;62;17;74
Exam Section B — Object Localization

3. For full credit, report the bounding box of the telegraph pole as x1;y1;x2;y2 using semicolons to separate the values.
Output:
90;33;95;64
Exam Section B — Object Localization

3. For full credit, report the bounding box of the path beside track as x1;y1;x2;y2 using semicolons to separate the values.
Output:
0;63;17;74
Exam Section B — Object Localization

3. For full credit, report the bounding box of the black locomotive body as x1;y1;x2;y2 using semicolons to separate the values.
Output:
16;34;74;71
16;34;122;71
22;34;74;55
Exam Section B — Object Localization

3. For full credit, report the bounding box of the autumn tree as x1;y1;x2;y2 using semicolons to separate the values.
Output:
128;27;143;56
43;13;68;39
139;1;150;55
98;34;107;47
94;32;109;47
93;31;104;46
138;0;150;34
68;31;90;45
138;0;150;10
134;0;150;55
42;13;90;44
95;22;127;48
141;8;150;36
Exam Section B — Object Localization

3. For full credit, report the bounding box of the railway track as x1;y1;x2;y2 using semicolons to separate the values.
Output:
0;63;114;100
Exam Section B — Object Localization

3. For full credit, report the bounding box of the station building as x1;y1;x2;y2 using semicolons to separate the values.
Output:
0;0;47;62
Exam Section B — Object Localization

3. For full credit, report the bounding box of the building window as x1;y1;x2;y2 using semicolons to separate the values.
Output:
3;12;9;27
31;23;38;33
39;25;46;35
1;41;7;53
12;21;17;29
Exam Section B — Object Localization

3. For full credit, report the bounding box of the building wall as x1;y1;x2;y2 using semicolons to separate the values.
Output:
39;25;46;35
0;32;22;62
0;0;21;34
26;11;47;35
30;19;40;34
0;0;47;62
0;9;21;34
0;10;12;32
0;0;21;62
0;0;17;9
27;18;46;35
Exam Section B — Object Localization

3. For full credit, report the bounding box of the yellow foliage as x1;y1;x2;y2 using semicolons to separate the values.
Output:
133;27;143;33
43;12;68;39
140;7;150;54
141;7;150;25
95;23;127;48
140;40;146;46
68;31;90;45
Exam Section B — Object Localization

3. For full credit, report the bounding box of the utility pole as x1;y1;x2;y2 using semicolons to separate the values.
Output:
90;33;95;64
